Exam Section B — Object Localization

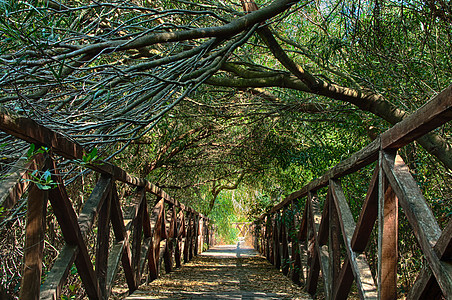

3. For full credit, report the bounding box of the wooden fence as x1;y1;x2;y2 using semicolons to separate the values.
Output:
253;85;452;299
0;107;214;299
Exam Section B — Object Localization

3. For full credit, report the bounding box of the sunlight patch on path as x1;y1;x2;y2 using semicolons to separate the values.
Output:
123;241;312;300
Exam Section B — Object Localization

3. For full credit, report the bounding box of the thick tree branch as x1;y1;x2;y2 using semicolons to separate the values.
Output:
207;70;452;169
5;0;299;67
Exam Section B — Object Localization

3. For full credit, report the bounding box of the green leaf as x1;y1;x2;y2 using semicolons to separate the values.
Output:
43;170;51;180
36;183;51;190
90;147;98;157
27;144;36;158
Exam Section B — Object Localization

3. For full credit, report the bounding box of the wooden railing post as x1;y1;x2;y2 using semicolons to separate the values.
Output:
149;198;167;281
291;200;302;285
200;217;205;252
258;223;262;255
205;219;210;250
378;150;398;300
132;194;145;285
273;212;281;269
281;209;290;276
95;186;112;299
164;203;176;273
43;163;108;300
0;111;212;298
19;172;48;300
175;210;184;268
109;184;136;294
330;179;377;299
189;213;195;260
184;211;191;263
258;224;264;254
265;215;273;263
328;186;341;297
306;192;317;295
194;214;200;255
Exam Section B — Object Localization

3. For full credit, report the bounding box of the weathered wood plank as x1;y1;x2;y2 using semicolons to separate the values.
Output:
266;216;272;263
175;210;184;268
317;192;329;246
156;203;167;261
184;212;192;263
47;165;109;300
77;176;112;237
132;199;145;285
378;151;398;300
305;243;320;295
109;185;136;292
0;154;38;214
407;219;452;299
177;210;186;239
281;210;290;276
40;245;79;300
96;188;112;299
273;214;281;269
305;192;330;298
106;241;125;298
116;187;145;240
183;213;190;263
0;107;208;221
106;188;155;293
331;259;354;300
408;266;442;300
198;218;204;253
381;84;452;149
290;201;302;285
142;195;153;238
189;213;196;260
312;193;329;299
193;214;200;256
19;182;48;300
436;219;452;260
147;198;166;281
381;153;441;245
164;204;176;273
329;187;341;297
0;107;84;160
298;201;308;241
382;153;452;297
330;179;378;299
205;219;211;250
351;166;379;252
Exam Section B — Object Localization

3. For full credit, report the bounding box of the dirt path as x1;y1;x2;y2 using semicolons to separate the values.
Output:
124;241;311;299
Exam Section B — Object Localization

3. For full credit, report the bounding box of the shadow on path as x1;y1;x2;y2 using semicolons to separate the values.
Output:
123;241;311;300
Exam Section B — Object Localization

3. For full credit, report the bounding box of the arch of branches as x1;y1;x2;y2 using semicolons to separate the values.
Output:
1;0;451;176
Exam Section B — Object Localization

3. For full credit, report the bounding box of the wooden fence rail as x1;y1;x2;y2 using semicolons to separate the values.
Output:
0;107;214;299
253;85;452;299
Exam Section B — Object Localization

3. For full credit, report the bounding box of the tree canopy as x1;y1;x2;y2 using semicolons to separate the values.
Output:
0;0;451;219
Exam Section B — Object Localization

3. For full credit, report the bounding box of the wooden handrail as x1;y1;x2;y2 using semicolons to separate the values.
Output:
0;108;213;299
266;84;452;215
0;106;208;219
1;83;450;299
253;84;452;299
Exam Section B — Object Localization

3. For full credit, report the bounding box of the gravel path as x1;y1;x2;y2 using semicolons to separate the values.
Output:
124;241;312;299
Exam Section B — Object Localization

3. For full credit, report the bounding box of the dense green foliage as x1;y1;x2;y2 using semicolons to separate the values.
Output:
0;0;451;297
